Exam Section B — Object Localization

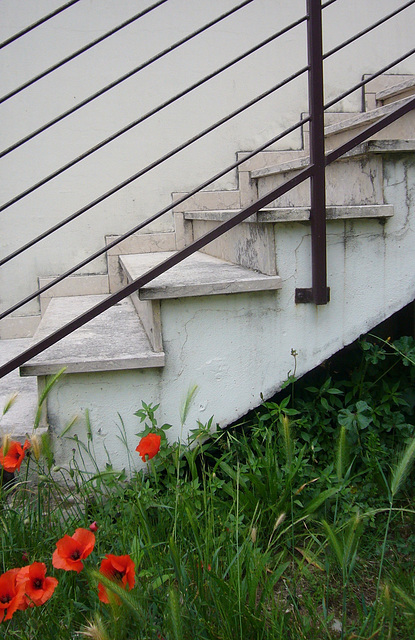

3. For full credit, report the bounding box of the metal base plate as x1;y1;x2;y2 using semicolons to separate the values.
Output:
295;287;330;304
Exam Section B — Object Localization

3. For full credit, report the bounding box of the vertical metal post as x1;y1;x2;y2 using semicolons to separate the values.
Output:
307;0;329;304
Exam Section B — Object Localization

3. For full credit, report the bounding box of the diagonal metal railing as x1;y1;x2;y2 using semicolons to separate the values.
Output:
0;0;414;378
0;0;256;158
1;3;413;277
0;0;169;104
0;0;83;50
1;94;414;379
3;0;413;210
0;22;307;213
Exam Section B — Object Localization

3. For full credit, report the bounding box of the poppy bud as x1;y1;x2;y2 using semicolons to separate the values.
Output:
89;521;98;532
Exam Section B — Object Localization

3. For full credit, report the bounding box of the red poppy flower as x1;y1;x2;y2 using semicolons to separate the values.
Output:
0;569;27;623
98;554;135;604
136;433;161;462
0;439;30;473
52;528;95;573
16;562;58;607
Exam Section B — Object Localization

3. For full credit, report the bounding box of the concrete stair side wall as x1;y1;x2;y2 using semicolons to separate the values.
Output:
39;151;415;473
1;69;415;474
2;0;413;323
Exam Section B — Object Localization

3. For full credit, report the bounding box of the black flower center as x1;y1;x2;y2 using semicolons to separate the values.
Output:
112;570;124;582
70;550;81;561
33;578;43;590
0;594;10;604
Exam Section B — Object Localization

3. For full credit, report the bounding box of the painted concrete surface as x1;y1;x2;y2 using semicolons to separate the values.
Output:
1;2;415;472
120;251;282;299
1;0;414;319
46;368;162;473
21;295;165;376
42;153;415;474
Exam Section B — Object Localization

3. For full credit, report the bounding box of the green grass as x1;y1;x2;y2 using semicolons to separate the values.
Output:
1;335;415;639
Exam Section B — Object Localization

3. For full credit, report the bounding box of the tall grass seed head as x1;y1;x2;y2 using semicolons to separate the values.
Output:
273;512;286;531
1;433;11;457
30;434;41;461
79;614;110;640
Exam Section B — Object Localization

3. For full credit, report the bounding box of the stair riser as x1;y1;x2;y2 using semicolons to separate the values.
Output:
106;233;177;293
378;85;415;106
325;111;415;152
123;287;163;353
364;74;415;110
190;220;277;275
39;275;109;316
44;154;415;474
256;156;383;208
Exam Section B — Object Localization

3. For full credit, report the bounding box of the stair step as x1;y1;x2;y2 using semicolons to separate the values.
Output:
250;140;415;180
376;77;415;106
120;251;282;300
0;338;39;437
20;296;165;376
184;205;394;223
363;73;415;110
324;96;414;142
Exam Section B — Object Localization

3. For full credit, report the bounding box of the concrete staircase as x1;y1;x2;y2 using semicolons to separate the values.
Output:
1;74;414;471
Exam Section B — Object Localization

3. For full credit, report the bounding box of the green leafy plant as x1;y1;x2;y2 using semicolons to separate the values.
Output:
2;334;415;639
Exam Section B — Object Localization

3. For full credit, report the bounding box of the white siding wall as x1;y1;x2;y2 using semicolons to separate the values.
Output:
0;0;414;316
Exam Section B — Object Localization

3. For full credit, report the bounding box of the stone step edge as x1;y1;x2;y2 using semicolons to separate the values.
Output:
184;205;394;224
363;73;415;110
324;95;414;137
376;77;415;104
250;140;415;180
119;252;282;301
21;352;165;377
20;296;165;377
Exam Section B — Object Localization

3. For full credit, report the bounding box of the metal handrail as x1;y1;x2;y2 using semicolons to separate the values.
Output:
0;0;256;158
1;96;414;380
3;1;412;209
0;0;169;104
0;115;311;320
307;0;327;304
0;0;82;50
0;13;308;212
0;60;309;272
1;0;414;377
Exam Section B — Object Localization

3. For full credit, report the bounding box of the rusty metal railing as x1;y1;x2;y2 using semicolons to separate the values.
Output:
0;0;414;378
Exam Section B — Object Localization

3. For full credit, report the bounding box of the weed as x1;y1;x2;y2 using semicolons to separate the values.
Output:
1;336;415;638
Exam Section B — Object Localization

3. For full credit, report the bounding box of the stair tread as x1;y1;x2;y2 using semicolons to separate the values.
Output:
21;295;165;376
251;139;415;179
184;204;394;223
120;251;282;300
324;96;414;137
376;77;415;102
